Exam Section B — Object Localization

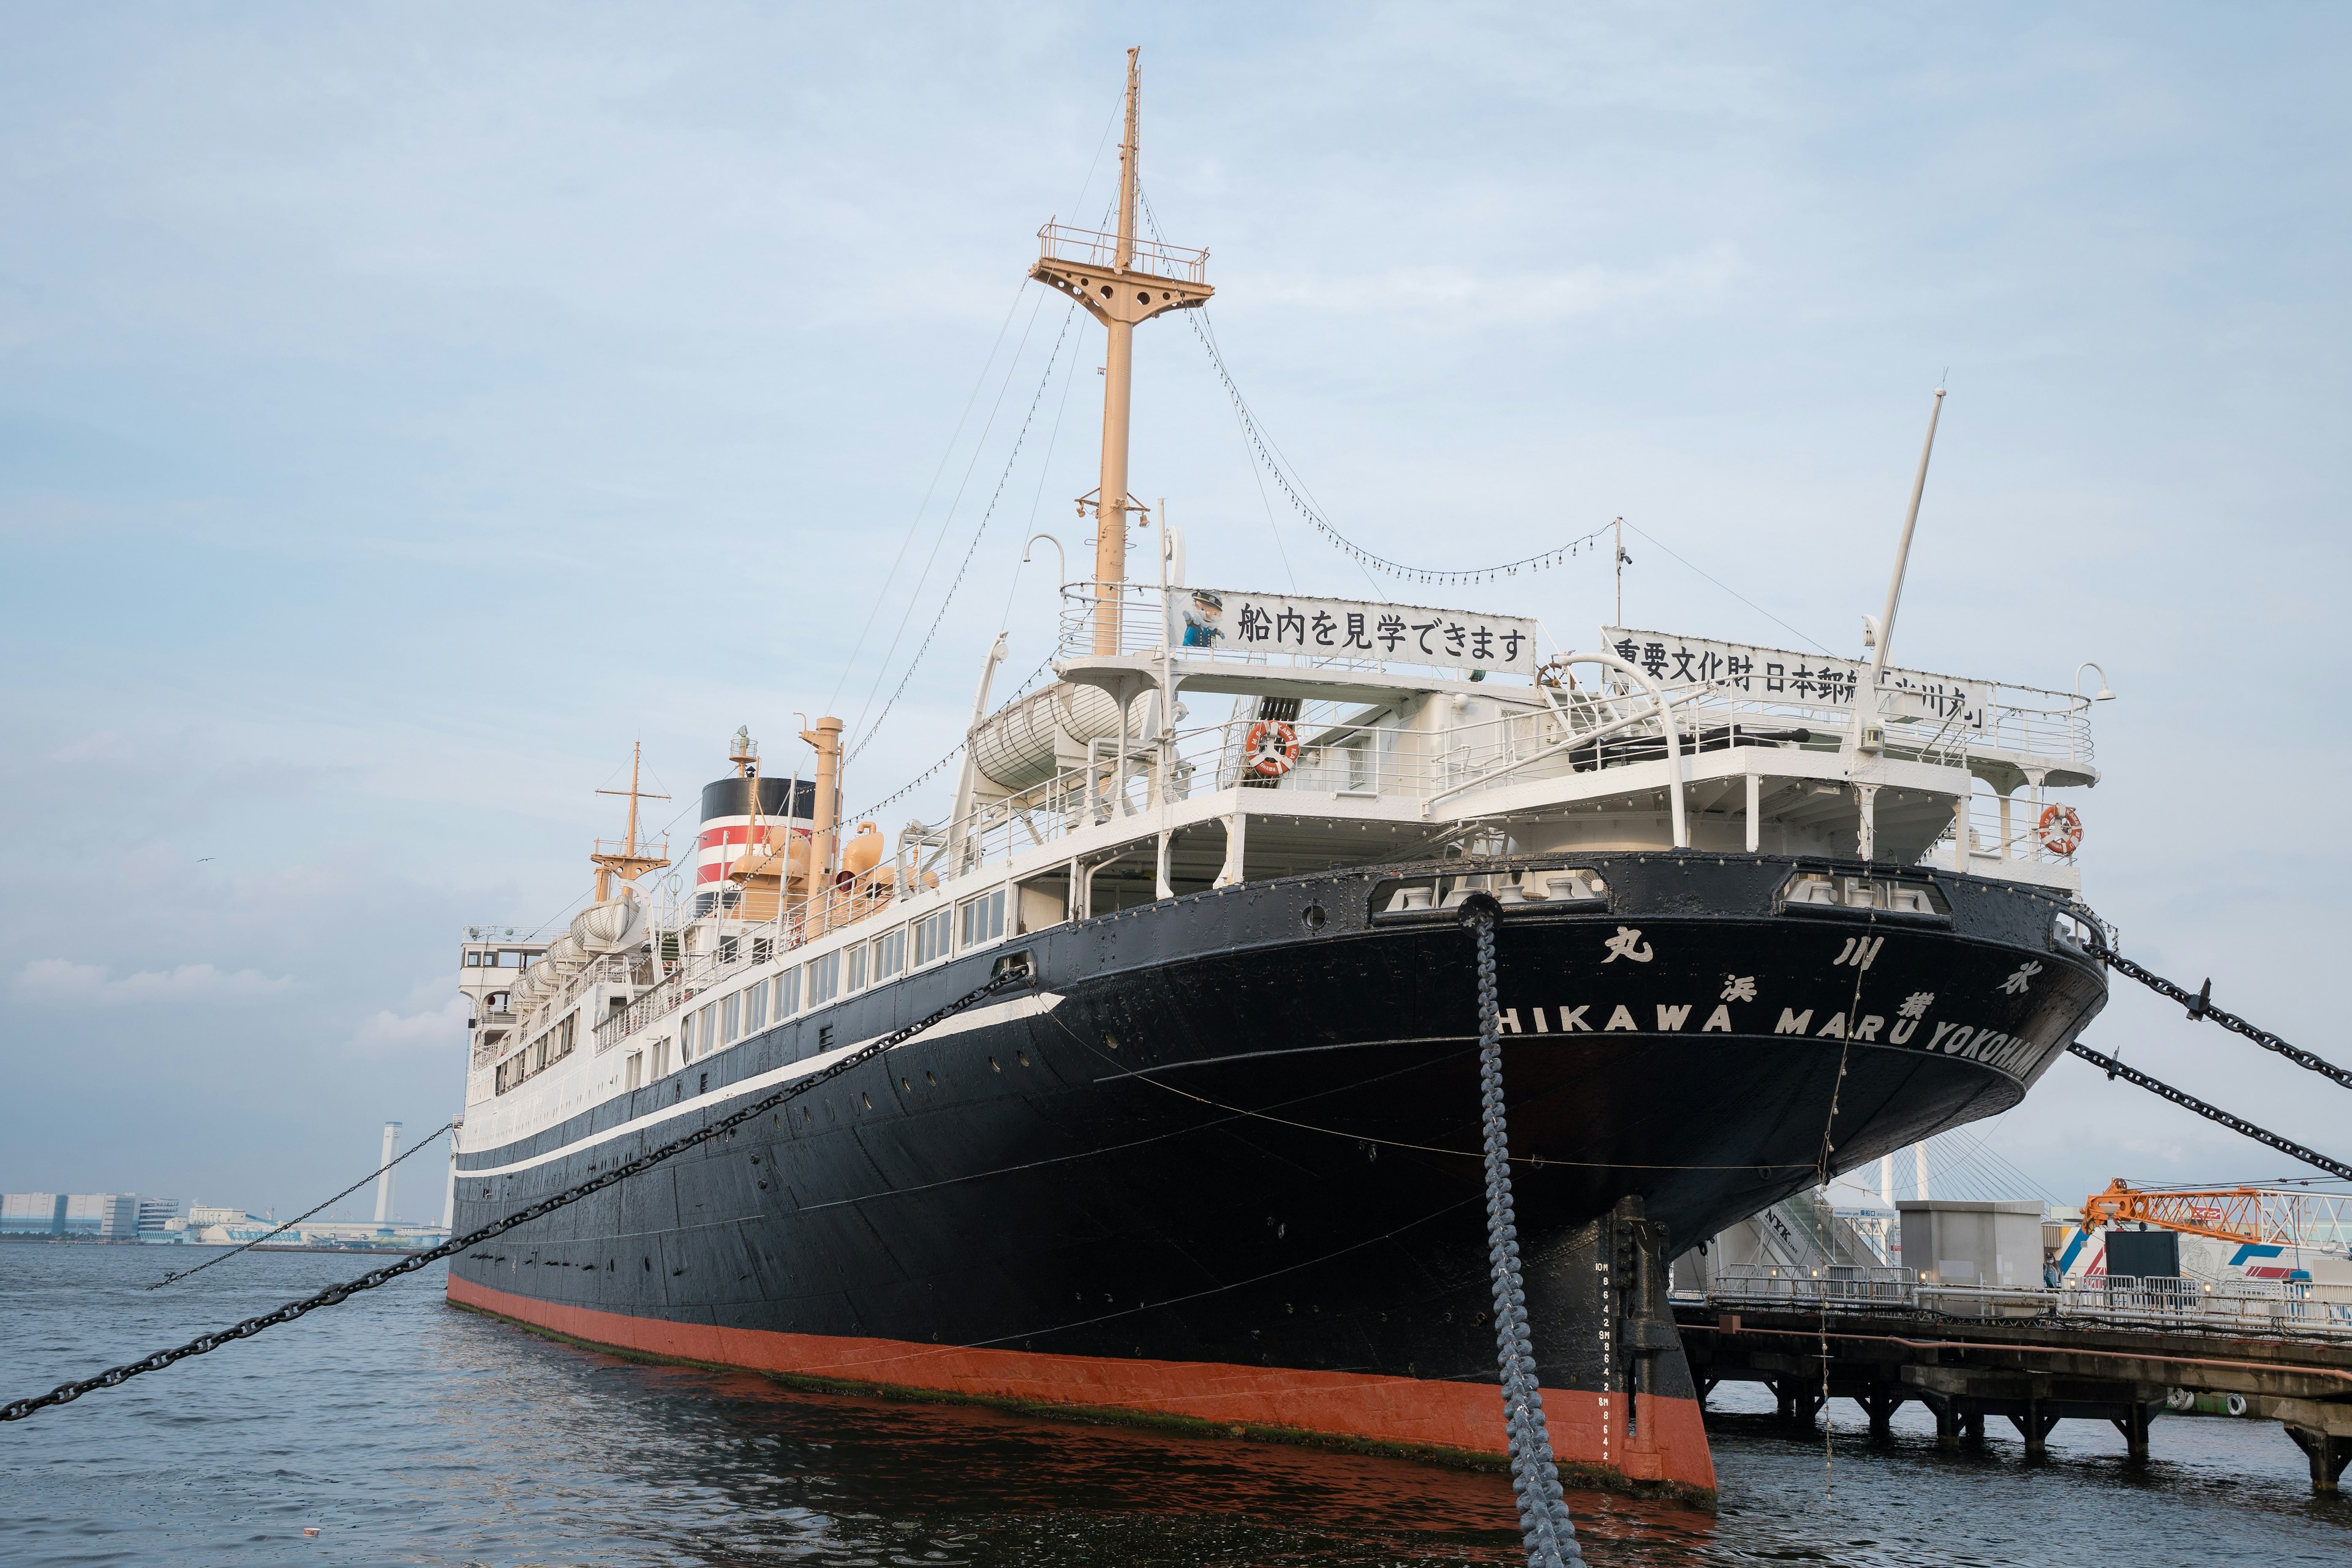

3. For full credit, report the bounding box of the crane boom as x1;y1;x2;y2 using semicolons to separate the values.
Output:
2081;1178;2352;1248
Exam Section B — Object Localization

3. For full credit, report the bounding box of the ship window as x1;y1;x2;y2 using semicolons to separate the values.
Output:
752;937;772;965
696;1002;717;1057
721;992;741;1043
847;944;868;993
653;1038;669;1077
625;1052;643;1091
872;927;906;982
746;982;768;1034
720;936;740;965
958;889;1007;951
464;951;481;967
809;950;841;1007
913;908;952;968
774;967;801;1018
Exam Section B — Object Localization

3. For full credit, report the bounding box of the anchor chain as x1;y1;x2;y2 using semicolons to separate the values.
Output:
2086;939;2352;1092
2068;1042;2352;1182
1;960;1033;1425
1468;903;1583;1568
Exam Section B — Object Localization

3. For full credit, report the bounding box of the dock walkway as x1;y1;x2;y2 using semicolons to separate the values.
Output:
1675;1271;2352;1493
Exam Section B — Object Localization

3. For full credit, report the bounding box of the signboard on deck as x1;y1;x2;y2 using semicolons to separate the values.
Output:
1602;627;1992;731
1169;588;1541;677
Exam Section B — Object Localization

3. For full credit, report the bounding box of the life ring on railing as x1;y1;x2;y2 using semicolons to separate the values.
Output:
1245;720;1300;778
2038;803;2083;857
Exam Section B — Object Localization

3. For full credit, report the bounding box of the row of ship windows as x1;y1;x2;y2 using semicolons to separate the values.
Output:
616;888;1010;1094
494;1014;576;1095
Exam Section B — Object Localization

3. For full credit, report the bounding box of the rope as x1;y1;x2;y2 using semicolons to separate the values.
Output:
2069;1042;2352;1182
1466;904;1582;1567
2087;940;2352;1093
848;302;1080;765
147;1121;455;1290
0;961;1033;1424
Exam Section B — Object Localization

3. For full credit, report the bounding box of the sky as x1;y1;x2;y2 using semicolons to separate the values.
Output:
2;4;2347;1224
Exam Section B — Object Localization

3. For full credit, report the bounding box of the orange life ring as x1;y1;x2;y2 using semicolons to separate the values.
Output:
2038;803;2083;856
1245;720;1300;777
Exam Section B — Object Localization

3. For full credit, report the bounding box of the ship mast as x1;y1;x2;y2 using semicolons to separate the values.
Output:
1030;48;1213;654
590;741;670;902
1096;50;1144;612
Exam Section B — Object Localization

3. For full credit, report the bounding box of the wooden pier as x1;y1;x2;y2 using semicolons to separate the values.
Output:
1675;1275;2352;1493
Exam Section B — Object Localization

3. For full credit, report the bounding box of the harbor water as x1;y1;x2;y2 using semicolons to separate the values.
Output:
2;1246;2344;1566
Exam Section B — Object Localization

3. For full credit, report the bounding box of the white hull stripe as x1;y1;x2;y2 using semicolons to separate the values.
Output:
457;992;1066;1180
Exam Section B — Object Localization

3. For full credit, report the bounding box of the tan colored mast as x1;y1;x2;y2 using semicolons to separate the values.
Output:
799;716;844;892
1091;47;1143;639
591;740;670;902
1029;47;1213;656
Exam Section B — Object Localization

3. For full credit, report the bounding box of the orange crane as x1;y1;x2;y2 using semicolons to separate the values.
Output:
2079;1179;2352;1247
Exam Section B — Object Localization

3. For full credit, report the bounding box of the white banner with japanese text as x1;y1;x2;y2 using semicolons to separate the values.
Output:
1169;589;1541;676
1602;627;1991;730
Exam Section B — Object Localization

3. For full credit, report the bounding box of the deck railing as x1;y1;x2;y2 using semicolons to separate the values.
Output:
1695;1265;2352;1338
1036;222;1208;284
557;665;2098;1060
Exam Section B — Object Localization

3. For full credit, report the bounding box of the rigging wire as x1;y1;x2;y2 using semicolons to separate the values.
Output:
1136;173;1305;589
848;301;1080;764
826;280;1034;715
146;1123;456;1290
1618;521;1833;654
840;654;1057;827
1133;181;1604;594
1000;309;1089;630
846;288;1057;752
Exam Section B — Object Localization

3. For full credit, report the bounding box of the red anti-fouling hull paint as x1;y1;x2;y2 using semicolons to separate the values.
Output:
446;1274;1716;1492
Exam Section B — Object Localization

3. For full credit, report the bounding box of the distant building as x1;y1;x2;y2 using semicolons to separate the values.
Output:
0;1193;140;1238
1;1193;65;1236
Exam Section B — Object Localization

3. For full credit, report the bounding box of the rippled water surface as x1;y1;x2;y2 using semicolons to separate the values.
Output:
2;1247;2346;1565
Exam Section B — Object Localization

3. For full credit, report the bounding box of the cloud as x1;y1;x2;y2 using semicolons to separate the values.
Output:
12;958;294;1005
346;996;470;1055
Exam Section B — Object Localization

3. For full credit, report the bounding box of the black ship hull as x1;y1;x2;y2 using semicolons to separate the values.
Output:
449;851;2106;1500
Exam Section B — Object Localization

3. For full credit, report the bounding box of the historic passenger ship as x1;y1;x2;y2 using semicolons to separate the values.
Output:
443;53;2110;1502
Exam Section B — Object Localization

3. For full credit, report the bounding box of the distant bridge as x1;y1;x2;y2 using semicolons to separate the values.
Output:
1676;1267;2352;1494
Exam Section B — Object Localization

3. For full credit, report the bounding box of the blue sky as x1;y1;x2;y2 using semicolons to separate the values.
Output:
2;4;2346;1219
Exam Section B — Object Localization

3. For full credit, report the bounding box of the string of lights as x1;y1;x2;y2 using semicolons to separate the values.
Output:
1135;183;1617;590
840;653;1056;826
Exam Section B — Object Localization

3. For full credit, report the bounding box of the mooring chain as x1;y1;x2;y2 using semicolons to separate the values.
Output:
2068;1042;2352;1183
148;1121;458;1291
2086;939;2352;1092
1;962;1033;1426
1467;905;1583;1568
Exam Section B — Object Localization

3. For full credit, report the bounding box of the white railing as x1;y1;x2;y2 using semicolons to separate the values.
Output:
1962;788;2079;867
1036;222;1208;285
567;666;2097;1061
1698;1265;2352;1338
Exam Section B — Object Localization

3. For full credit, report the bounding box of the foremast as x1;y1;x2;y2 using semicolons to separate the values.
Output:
1029;47;1213;652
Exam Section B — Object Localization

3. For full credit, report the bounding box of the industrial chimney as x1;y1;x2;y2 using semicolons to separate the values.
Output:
374;1121;402;1226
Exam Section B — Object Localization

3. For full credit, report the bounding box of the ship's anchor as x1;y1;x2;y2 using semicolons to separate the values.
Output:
1463;896;1583;1567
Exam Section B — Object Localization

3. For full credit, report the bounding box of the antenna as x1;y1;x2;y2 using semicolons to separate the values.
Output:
591;741;671;901
1853;386;1946;755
